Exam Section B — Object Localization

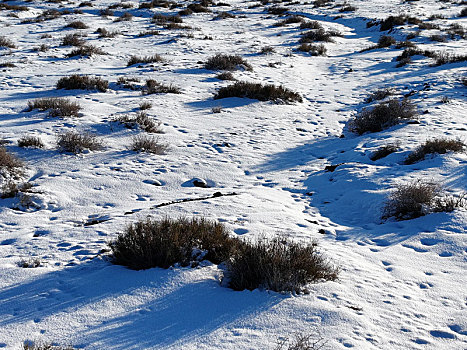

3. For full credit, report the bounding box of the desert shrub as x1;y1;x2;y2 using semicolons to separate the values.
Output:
0;62;16;68
370;143;398;161
214;81;302;103
339;4;356;12
313;0;332;7
152;13;182;24
364;88;394;103
127;54;164;66
56;75;108;92
432;51;467;66
115;12;133;22
109;217;238;269
227;236;338;293
116;76;140;90
56;131;103;154
348;99;417;135
139;101;152;110
18;136;44;148
430;34;447;42
267;6;288;15
143;79;181;94
214;11;236;20
179;8;194;16
27;98;81;118
297;43;326;56
377;35;396;48
0;3;29;11
382;181;464;220
205;54;252;71
96;28;120;38
66;45;106;57
382;181;439;220
137;30;160;37
115;112;162;133
259;46;275;54
18;258;41;268
130;134;168;154
379;15;420;31
65;21;88;29
187;3;211;12
460;7;467;17
216;72;235;80
299;21;323;30
274;15;304;26
61;33;86;46
23;342;75;350
99;8;114;16
0;36;16;49
0;146;23;172
275;333;327;350
34;44;50;52
299;28;338;43
405;138;465;164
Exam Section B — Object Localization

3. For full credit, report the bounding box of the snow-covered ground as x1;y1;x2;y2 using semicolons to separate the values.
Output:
0;0;466;348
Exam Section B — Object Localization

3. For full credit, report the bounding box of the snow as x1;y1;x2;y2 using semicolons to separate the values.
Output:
0;0;466;349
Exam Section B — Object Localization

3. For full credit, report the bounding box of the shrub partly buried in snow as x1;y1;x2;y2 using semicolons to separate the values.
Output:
405;138;465;164
214;81;302;103
109;217;239;269
226;236;339;293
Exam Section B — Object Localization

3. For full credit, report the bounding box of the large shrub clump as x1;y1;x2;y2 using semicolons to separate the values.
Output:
109;217;239;269
348;99;417;134
214;81;302;103
227;236;338;293
109;218;339;293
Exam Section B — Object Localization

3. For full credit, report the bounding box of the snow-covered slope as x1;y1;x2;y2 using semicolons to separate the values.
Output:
0;0;466;348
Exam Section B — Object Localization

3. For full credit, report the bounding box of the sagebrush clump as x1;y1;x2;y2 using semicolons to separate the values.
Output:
205;54;252;71
27;98;82;118
405;138;465;164
214;81;302;103
227;236;339;293
348;99;417;134
56;75;108;92
130;134;168;154
56;131;104;154
109;217;239;269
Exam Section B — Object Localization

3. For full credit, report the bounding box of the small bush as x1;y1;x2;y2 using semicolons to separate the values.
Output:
18;136;44;148
57;131;104;154
214;81;302;103
65;21;88;29
348;99;417;135
260;46;275;54
382;181;464;220
66;45;106;58
216;72;235;80
275;333;327;350
0;146;23;171
23;342;75;350
130;134;168;154
205;54;252;71
299;28;338;43
61;33;86;47
297;43;326;56
56;75;108;92
96;28;120;38
370;143;398;161
127;54;164;66
115;12;133;22
405;138;465;164
460;7;467;17
18;258;41;268
364;88;394;103
377;35;396;48
143;79;181;94
187;3;211;13
0;36;16;49
27;98;81;118
274;15;304;27
115;112;162;133
227;236;338;293
299;21;323;30
109;217;237;269
139;101;152;110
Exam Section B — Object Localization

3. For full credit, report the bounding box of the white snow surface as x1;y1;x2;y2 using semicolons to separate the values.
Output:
0;0;466;349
